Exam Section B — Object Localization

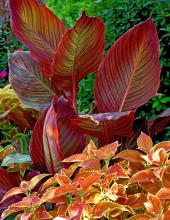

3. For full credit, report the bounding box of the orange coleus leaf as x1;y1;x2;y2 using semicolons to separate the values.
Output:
1;187;25;203
57;204;68;217
162;166;170;188
60;162;79;178
149;148;168;165
114;150;144;162
62;153;87;163
154;141;170;152
83;140;97;155
130;170;157;184
79;173;102;191
52;11;105;93
107;163;128;178
92;201;132;218
127;214;150;220
55;174;71;186
80;158;101;170
9;0;66;76
156;187;170;200
28;173;50;191
41;176;60;191
164;209;170;220
144;193;162;214
34;206;53;219
125;193;146;209
137;132;153;153
68;203;85;220
52;184;77;197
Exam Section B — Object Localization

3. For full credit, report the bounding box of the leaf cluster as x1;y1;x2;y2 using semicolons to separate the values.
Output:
1;133;170;219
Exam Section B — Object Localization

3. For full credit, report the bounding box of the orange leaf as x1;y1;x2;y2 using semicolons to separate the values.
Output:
162;166;170;188
127;214;150;220
107;163;128;178
80;158;101;170
62;153;87;163
154;141;170;152
151;148;168;165
130;170;156;184
68;203;85;220
144;193;162;214
114;150;144;162
79;173;102;191
137;132;153;153
55;174;71;186
29;173;50;190
92;202;121;218
83;140;97;155
156;187;170;200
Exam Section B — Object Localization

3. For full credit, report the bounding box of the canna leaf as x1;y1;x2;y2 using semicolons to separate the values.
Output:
148;108;170;137
30;107;49;172
43;96;86;174
9;51;56;111
94;18;160;113
8;0;66;75
71;111;134;145
52;11;105;101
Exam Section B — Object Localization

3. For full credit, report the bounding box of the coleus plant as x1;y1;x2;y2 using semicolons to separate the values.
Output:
1;133;170;219
6;0;170;175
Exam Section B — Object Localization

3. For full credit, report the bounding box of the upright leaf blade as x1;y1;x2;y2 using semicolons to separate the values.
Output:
29;107;49;173
43;97;86;174
52;11;105;96
9;51;55;111
94;18;160;113
8;0;66;75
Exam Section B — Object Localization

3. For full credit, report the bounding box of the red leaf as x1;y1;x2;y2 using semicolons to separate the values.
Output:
30;107;49;172
148;108;170;137
9;51;56;111
114;150;144;162
94;18;160;113
156;187;170;200
137;132;153;153
130;170;157;184
144;193;162;214
71;111;134;145
9;0;66;75
52;11;105;97
43;96;86;174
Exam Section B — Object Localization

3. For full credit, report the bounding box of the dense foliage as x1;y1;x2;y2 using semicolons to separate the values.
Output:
1;133;170;219
0;0;169;219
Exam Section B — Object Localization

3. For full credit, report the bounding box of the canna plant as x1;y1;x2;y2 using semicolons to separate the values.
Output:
6;0;170;176
1;133;170;219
